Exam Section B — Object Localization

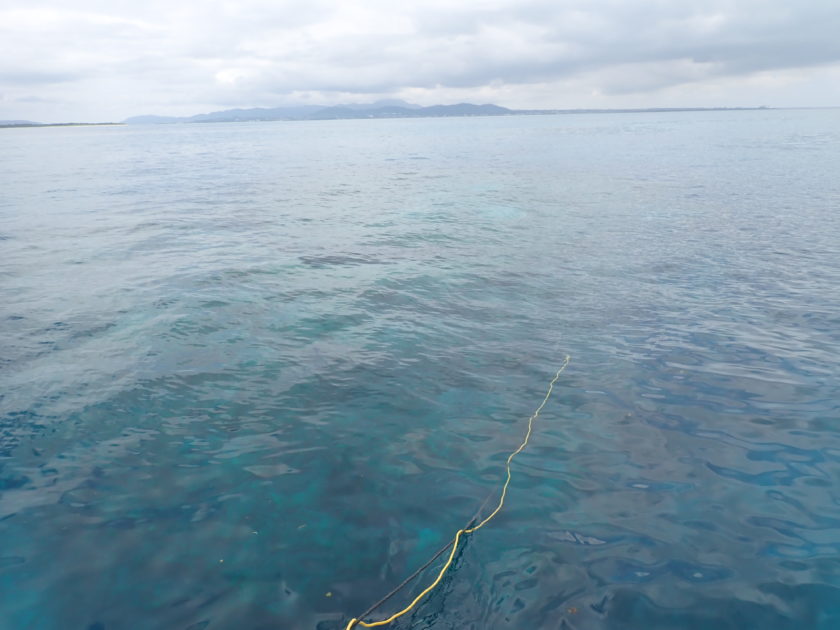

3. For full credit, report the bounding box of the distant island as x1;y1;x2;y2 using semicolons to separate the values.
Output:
124;101;515;124
1;102;772;128
124;100;770;124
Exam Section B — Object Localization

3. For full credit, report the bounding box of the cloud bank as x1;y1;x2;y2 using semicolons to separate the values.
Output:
2;0;839;121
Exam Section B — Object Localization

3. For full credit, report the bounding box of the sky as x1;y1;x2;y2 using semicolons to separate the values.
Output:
2;0;840;122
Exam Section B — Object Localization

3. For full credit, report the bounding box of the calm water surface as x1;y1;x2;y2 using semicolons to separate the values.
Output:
2;110;840;629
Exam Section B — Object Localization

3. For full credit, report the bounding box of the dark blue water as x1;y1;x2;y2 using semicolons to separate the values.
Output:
2;110;840;630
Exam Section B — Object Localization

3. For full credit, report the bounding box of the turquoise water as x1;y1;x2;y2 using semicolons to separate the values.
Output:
2;110;840;629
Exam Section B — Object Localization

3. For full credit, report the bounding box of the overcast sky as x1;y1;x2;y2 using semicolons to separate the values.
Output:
2;0;840;122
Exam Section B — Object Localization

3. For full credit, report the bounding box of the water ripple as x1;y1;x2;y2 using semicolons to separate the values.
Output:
2;112;840;629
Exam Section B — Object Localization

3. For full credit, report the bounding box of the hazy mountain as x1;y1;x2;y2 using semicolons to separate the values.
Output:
308;103;513;119
418;103;510;116
124;102;513;124
188;105;325;122
339;99;423;111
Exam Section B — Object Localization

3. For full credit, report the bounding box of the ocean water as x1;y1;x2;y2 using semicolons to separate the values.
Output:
1;109;840;630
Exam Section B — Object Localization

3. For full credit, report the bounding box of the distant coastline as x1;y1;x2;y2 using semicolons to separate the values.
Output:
122;101;772;124
0;121;124;129
2;102;775;128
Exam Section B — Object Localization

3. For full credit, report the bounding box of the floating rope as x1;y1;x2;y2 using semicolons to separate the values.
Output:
345;355;571;629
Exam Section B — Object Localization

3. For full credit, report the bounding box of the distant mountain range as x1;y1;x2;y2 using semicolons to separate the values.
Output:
124;100;515;124
0;104;774;128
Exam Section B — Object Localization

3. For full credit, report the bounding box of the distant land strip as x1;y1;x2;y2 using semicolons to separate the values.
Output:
2;102;774;128
0;122;124;129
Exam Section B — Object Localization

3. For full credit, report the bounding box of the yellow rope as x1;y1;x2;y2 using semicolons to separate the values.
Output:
346;355;571;629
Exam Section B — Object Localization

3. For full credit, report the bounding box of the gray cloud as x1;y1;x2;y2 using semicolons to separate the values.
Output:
1;0;839;121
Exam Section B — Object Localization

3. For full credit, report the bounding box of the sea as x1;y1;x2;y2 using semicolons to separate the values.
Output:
1;109;840;630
